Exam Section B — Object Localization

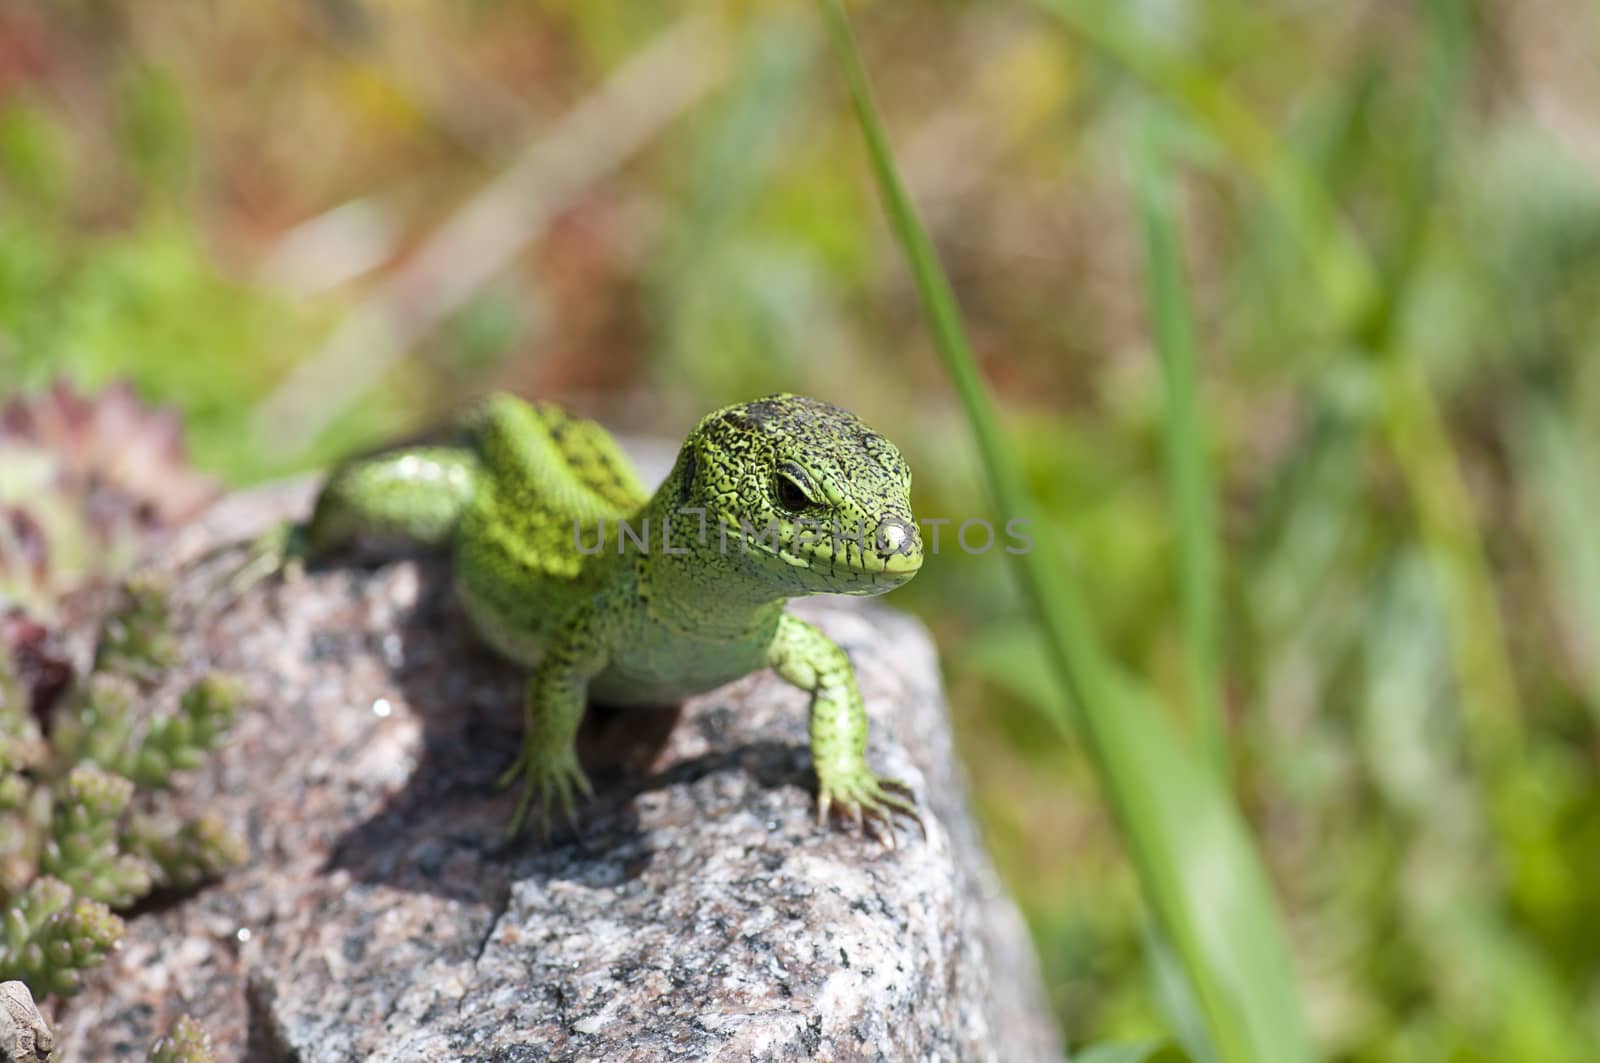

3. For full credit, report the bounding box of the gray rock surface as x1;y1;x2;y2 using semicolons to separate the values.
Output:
0;981;54;1063
50;483;1062;1062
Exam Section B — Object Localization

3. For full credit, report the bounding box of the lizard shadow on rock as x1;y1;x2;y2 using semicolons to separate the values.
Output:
322;558;813;904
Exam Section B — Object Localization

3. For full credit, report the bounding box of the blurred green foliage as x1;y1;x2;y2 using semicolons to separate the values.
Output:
3;0;1600;1058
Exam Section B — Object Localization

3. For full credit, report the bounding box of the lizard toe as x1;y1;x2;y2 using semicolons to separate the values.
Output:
818;770;923;847
504;754;592;842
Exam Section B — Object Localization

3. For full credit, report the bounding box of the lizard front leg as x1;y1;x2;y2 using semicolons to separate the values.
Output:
767;613;920;843
498;610;608;840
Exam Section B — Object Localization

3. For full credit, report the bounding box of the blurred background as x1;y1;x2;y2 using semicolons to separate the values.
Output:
3;1;1600;1058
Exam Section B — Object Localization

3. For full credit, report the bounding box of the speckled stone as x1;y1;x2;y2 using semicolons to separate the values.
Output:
48;482;1062;1062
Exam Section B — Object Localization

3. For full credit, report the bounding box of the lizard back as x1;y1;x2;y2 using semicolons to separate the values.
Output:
453;398;650;665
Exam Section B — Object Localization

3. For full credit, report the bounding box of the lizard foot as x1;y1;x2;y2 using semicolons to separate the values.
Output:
816;769;923;848
203;521;309;606
499;749;593;842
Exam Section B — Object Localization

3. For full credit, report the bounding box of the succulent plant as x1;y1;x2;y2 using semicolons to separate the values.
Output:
0;381;219;616
0;614;72;724
0;876;123;997
0;576;244;999
148;1014;216;1063
92;572;180;685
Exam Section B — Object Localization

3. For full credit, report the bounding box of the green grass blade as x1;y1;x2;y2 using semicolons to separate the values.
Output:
819;4;1314;1060
1359;0;1470;349
1369;0;1524;764
1134;127;1227;778
1518;399;1600;725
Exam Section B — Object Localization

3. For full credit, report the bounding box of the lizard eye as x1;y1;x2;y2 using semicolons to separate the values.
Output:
774;470;818;513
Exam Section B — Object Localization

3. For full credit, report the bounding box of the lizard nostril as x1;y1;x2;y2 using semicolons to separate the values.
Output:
873;517;916;557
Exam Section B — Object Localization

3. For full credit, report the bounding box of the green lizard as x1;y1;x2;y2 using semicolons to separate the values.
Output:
251;393;923;843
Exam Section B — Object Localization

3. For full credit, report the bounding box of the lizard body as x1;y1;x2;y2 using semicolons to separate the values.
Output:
283;393;923;839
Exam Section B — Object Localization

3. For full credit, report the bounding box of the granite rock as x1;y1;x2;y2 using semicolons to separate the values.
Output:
0;982;54;1063
47;482;1062;1062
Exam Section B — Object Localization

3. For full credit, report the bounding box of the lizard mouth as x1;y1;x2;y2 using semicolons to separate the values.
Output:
825;563;920;596
726;514;922;589
834;552;922;578
805;549;923;591
747;539;922;586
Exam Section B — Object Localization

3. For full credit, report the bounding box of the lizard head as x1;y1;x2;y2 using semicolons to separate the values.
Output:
676;394;922;597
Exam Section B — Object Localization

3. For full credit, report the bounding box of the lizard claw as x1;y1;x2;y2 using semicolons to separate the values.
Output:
815;768;923;847
500;749;593;842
